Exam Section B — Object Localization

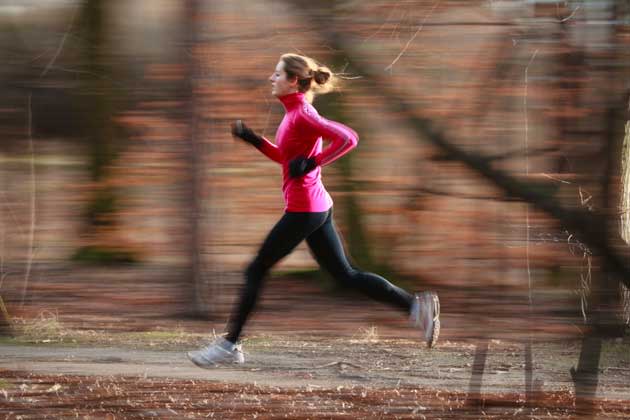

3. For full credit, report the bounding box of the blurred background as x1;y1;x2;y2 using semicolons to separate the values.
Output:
0;0;629;343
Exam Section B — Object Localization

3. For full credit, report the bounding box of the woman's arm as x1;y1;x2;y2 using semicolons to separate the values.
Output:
257;136;283;164
232;120;283;164
299;106;359;167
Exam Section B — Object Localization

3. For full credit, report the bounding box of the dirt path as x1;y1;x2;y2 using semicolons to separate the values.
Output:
2;336;629;399
3;267;629;417
2;337;630;418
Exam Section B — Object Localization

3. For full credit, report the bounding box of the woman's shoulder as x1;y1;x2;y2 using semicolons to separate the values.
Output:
296;101;322;125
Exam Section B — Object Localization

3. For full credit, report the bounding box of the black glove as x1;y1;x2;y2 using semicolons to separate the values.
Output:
289;156;318;178
231;120;263;148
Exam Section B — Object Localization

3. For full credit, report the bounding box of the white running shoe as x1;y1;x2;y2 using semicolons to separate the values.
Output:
410;291;440;348
187;337;245;368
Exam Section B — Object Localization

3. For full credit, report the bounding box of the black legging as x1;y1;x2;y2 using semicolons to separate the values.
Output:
226;207;414;343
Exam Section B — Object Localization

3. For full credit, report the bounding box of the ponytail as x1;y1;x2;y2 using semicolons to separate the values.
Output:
281;53;337;102
313;68;331;85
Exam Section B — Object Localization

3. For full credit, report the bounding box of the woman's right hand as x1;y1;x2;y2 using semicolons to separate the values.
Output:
231;120;263;148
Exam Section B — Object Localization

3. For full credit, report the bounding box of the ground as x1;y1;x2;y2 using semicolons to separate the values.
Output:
1;334;630;418
1;267;629;418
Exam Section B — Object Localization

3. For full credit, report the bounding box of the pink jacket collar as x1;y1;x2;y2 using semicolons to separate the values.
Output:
278;91;305;111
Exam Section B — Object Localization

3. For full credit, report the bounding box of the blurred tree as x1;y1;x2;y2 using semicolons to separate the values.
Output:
317;90;387;275
289;0;395;280
617;0;630;331
621;111;630;325
0;295;11;336
185;0;206;317
578;1;627;334
569;1;627;415
72;0;137;264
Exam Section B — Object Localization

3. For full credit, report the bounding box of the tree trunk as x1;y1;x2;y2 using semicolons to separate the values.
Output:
572;1;626;415
0;154;10;336
73;0;135;264
621;116;630;325
185;0;206;317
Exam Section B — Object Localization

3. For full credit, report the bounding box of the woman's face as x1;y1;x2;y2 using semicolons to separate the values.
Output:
269;60;297;97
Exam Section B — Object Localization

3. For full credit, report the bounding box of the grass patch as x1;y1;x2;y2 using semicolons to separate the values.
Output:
275;269;324;281
6;313;207;349
240;334;288;348
602;337;630;363
71;246;139;264
0;378;11;389
116;327;207;349
13;310;69;344
350;325;380;344
275;268;340;293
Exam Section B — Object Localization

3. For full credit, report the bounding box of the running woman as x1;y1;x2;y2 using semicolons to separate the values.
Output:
187;53;440;367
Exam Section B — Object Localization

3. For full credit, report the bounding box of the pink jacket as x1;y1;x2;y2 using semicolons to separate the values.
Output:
257;92;359;212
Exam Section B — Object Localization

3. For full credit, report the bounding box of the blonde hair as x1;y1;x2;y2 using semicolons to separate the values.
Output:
280;53;337;102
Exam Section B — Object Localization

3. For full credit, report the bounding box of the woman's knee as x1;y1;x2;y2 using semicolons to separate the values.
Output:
245;257;270;283
332;267;359;287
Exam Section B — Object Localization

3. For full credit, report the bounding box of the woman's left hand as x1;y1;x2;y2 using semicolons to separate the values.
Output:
289;156;317;178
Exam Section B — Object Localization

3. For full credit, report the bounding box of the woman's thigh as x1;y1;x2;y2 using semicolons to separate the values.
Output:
255;210;329;268
305;210;353;277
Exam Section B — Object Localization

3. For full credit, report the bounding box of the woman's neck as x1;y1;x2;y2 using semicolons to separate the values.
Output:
278;91;304;111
